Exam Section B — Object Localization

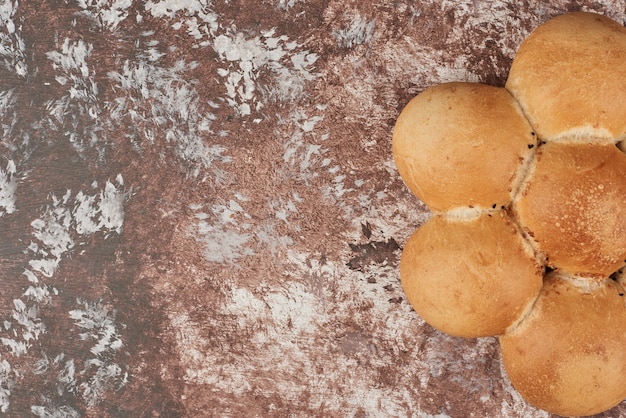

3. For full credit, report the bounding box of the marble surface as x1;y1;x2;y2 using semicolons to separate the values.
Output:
0;0;624;416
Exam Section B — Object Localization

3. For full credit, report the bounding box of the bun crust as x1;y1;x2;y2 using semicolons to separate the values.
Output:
506;12;626;142
400;212;543;338
515;142;626;277
392;82;535;212
500;273;626;417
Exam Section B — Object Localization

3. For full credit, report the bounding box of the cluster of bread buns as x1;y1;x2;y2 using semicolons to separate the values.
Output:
393;12;626;417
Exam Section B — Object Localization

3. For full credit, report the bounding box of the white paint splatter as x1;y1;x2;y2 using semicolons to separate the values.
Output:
68;299;127;406
72;192;100;235
145;0;211;19
46;38;95;94
108;59;231;177
276;0;303;10
22;285;51;304
0;337;27;356
0;0;26;76
269;197;298;224
29;353;81;416
256;221;294;254
0;159;16;215
213;29;318;114
31;404;81;418
29;190;75;278
146;0;220;47
334;13;376;48
190;190;307;263
263;282;318;335
27;177;126;278
95;175;126;235
0;178;128;412
0;360;12;412
190;194;258;263
69;299;124;357
347;193;431;246
76;0;134;31
57;356;77;393
46;38;101;150
146;1;318;116
194;217;254;263
79;359;127;407
1;298;45;355
282;110;329;182
435;62;482;84
322;174;354;200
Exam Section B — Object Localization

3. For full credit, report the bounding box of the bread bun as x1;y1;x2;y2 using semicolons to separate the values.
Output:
506;12;626;142
514;142;626;277
392;82;535;212
393;11;626;415
400;211;543;338
500;273;626;417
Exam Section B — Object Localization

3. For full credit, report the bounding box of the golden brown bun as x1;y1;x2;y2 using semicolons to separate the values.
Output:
514;142;626;277
400;212;543;338
506;12;626;142
500;273;626;417
392;82;536;212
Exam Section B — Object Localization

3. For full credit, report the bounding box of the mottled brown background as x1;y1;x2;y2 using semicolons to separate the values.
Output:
0;0;625;417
